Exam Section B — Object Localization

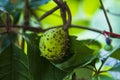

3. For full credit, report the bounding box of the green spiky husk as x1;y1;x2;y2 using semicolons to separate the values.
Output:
39;27;68;62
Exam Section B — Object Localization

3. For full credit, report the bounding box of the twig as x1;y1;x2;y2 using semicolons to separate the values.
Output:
36;8;60;17
71;25;120;38
71;25;102;34
38;5;60;21
99;0;113;33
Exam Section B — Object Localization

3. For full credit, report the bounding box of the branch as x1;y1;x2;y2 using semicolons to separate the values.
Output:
56;0;67;25
64;2;72;30
70;24;120;38
53;0;72;31
71;25;102;34
99;0;113;33
1;24;120;39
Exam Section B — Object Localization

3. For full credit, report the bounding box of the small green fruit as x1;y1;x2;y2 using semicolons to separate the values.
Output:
39;27;68;61
104;44;113;51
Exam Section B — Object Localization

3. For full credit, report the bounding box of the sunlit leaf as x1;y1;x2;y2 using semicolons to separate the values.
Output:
35;1;62;28
35;0;82;28
83;0;100;17
66;0;82;16
68;27;85;36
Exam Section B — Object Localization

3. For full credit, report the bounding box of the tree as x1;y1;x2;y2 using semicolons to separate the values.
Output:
0;0;120;80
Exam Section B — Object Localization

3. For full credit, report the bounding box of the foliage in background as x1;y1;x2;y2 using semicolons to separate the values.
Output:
0;0;120;80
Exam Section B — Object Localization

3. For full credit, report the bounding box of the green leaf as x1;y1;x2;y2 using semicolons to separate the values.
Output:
0;42;31;80
55;36;100;71
110;46;120;60
35;2;62;27
0;0;14;13
74;68;92;80
83;0;100;17
109;63;120;72
79;39;101;53
14;0;24;10
66;0;82;16
98;75;115;80
30;0;50;9
0;32;18;52
24;33;68;80
12;11;21;24
0;35;11;51
35;0;82;28
108;63;120;80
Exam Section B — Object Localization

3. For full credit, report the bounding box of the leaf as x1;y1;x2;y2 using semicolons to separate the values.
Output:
66;0;82;16
24;33;68;80
14;0;24;10
109;63;120;72
0;35;11;51
30;0;50;9
12;11;21;24
83;0;100;17
74;68;92;80
98;75;115;80
0;41;31;80
0;0;14;13
110;46;120;60
55;36;100;71
35;1;62;27
35;0;82;28
0;32;17;52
